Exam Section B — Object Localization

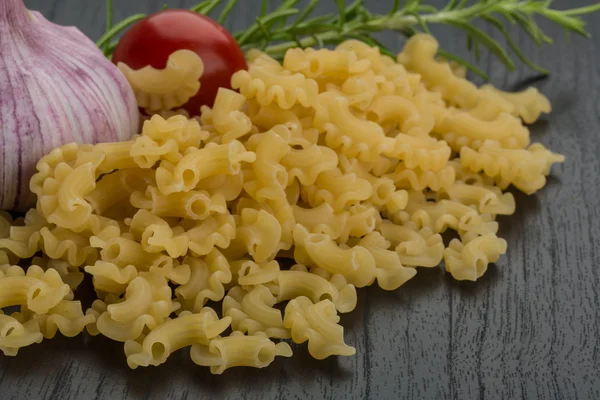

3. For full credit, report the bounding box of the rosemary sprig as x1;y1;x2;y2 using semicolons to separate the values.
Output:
99;0;600;78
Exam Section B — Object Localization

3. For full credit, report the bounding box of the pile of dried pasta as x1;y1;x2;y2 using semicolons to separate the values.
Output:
0;34;564;373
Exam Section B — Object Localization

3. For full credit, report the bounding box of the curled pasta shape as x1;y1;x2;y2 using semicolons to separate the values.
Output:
444;233;508;281
235;209;282;263
39;226;98;267
210;88;253;143
131;115;207;168
301;169;372;213
117;49;204;112
387;163;456;191
156;141;256;195
283;47;371;79
293;224;376;287
313;92;388;161
231;259;280;287
293;203;348;241
0;265;71;314
0;211;12;238
196;172;245;202
223;285;289;338
480;85;551;124
281;145;338;186
96;272;176;342
367;95;435;137
434;107;530;151
251;130;291;191
359;232;417;291
34;300;96;339
86;168;155;214
283;296;355;360
460;141;565;194
270;265;357;313
0;209;48;259
128;210;189;258
185;214;237;257
382;133;451;172
0;311;43;356
190;331;293;374
124;308;231;369
232;53;319;109
131;186;227;220
95;236;173;271
176;250;232;311
445;183;516;215
379;221;444;268
85;261;139;294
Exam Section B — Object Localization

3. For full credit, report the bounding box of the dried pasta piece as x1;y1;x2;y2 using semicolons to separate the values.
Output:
124;308;231;369
444;233;508;281
176;250;232;312
379;221;444;268
444;182;516;215
127;210;189;258
460;141;565;194
293;224;376;287
34;300;96;339
359;232;417;290
85;261;139;294
131;115;207;168
0;265;71;314
209;88;253;143
269;264;357;313
86;169;155;214
231;53;319;109
131;186;227;220
480;85;551;124
281;144;338;186
301;169;372;213
185;213;237;257
283;47;371;80
0;311;43;356
117;50;204;112
156;141;256;195
95;272;177;342
223;285;289;338
313;92;389;162
234;208;282;263
367;95;435;137
387;163;456;192
190;331;293;374
283;296;355;360
382;133;451;172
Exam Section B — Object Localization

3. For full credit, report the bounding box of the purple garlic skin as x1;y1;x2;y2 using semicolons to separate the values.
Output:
0;1;139;211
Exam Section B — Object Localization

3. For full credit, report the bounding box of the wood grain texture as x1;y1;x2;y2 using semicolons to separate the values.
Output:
3;0;600;399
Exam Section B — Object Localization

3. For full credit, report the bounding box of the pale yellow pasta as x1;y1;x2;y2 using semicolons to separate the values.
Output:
190;331;293;374
301;169;372;213
359;232;417;291
386;163;456;192
231;53;319;110
460;141;565;194
117;49;204;112
209;88;253;143
367;95;435;137
131;115;208;168
223;285;289;338
0;265;71;314
10;35;565;372
156;141;256;195
283;47;371;80
379;221;444;268
314;92;388;161
176;250;232;312
131;186;227;220
444;233;508;281
234;208;282;263
95;272;176;342
124;308;231;369
185;213;237;257
283;296;355;360
293;224;376;287
269;264;357;314
0;311;43;356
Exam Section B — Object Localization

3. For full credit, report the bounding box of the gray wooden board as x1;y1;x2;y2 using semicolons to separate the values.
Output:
2;0;599;399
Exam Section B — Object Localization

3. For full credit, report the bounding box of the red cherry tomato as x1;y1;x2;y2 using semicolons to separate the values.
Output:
112;9;247;115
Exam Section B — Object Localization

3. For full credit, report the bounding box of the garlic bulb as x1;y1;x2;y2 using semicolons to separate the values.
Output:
0;0;139;211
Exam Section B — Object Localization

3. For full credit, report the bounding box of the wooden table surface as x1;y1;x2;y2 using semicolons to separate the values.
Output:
2;0;599;399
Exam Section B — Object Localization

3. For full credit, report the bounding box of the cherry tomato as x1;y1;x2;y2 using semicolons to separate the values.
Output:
112;9;247;115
